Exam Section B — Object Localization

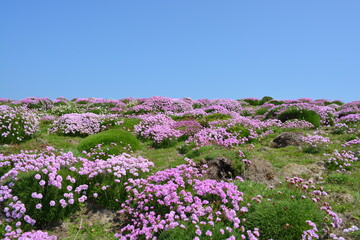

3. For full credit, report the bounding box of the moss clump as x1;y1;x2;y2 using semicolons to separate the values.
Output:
77;129;140;158
278;108;321;128
238;181;328;240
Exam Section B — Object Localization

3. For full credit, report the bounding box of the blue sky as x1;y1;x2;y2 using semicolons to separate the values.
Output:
1;1;359;102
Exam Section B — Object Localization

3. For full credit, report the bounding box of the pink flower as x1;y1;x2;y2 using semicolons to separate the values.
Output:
39;180;46;186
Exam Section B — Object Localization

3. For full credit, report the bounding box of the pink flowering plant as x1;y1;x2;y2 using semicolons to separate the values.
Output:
0;147;153;237
173;120;203;141
2;230;58;240
0;148;87;229
185;127;241;147
75;152;154;210
324;149;358;173
39;114;56;124
300;135;330;153
117;159;259;240
50;113;123;136
134;114;182;148
0;106;40;144
50;113;103;136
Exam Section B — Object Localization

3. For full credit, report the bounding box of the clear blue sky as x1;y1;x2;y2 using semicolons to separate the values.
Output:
1;1;359;102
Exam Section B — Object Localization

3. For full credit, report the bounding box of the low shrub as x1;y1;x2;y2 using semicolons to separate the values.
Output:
77;129;140;159
0;148;85;229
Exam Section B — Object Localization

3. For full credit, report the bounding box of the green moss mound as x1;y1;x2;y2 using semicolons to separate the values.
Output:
77;129;141;158
278;108;321;128
238;181;328;240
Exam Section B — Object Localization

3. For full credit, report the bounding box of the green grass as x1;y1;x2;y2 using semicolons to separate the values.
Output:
50;212;117;240
133;142;185;173
322;160;360;219
249;144;319;169
235;180;329;240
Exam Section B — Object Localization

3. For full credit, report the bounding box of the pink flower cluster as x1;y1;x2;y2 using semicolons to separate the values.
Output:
301;135;330;148
285;177;342;229
50;113;122;136
281;119;314;129
77;153;154;178
134;114;182;143
117;159;258;240
0;106;40;143
3;230;57;240
173;120;203;136
186;127;241;147
336;101;360;117
324;150;358;173
50;113;103;135
0;147;154;237
40;114;56;123
127;96;193;114
342;138;360;149
338;113;360;123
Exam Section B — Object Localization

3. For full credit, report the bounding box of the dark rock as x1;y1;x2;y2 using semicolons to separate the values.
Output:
202;157;234;180
270;132;304;148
